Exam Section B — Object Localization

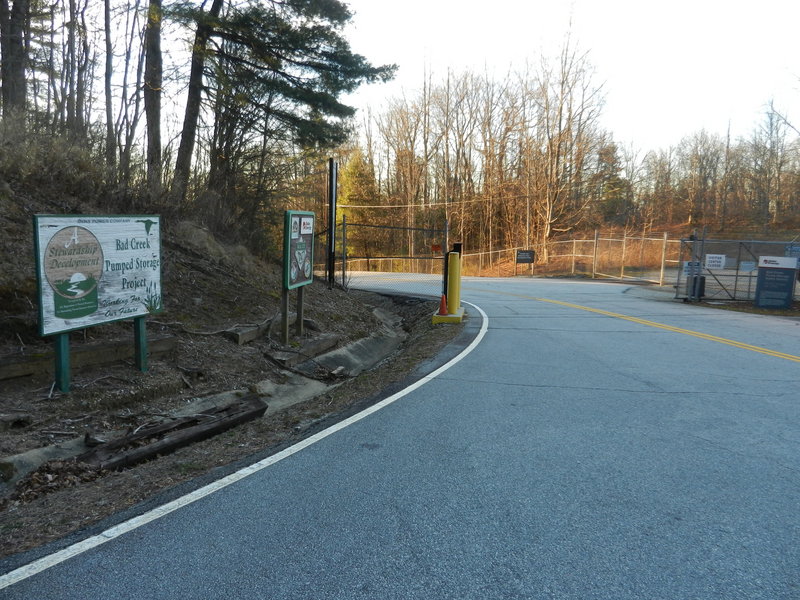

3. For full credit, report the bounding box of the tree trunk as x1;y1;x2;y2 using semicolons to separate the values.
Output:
66;0;76;131
144;0;162;202
171;0;224;205
103;0;115;167
0;0;28;115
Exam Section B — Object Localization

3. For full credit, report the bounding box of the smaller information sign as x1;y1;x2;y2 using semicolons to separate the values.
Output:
754;256;798;309
683;261;701;276
283;211;315;289
784;243;800;258
516;250;535;264
739;261;756;273
704;254;726;270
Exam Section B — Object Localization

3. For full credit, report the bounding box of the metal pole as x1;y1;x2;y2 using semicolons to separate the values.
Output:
734;241;742;299
54;333;70;393
694;226;707;300
134;316;148;372
327;158;337;289
296;286;304;337
341;214;347;289
443;219;449;278
571;239;577;275
592;229;599;278
281;288;290;345
659;232;668;286
688;228;700;301
620;233;627;280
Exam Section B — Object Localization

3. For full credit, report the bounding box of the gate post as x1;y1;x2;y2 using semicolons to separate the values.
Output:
326;158;337;289
620;233;627;280
659;231;668;286
341;215;348;288
571;239;577;275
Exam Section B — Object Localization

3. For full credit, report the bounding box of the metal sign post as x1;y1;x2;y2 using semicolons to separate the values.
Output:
282;211;315;345
327;158;337;289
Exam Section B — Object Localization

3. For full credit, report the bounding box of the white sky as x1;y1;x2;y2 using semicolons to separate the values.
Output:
343;0;800;153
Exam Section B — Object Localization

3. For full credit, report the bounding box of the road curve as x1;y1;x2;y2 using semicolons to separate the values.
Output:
2;277;799;599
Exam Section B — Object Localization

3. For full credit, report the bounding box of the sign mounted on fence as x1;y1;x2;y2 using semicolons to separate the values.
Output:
739;261;756;272
704;254;726;270
682;261;701;276
516;250;535;264
34;215;162;336
784;243;800;258
283;211;315;290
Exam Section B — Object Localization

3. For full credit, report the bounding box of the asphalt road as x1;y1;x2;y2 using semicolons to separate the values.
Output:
2;278;799;599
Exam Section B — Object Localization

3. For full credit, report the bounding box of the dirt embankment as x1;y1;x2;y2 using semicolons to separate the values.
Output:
0;196;464;560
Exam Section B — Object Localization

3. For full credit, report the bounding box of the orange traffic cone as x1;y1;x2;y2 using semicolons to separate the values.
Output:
437;294;448;316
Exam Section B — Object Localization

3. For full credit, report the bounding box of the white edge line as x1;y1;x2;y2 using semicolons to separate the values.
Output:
0;301;489;590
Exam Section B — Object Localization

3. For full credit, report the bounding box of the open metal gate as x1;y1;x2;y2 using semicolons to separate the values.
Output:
339;219;448;297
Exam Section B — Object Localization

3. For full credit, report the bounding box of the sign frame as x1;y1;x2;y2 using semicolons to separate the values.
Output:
682;260;701;276
516;250;535;264
34;214;163;337
784;243;800;258
283;211;315;290
281;211;315;345
704;254;726;270
754;255;798;309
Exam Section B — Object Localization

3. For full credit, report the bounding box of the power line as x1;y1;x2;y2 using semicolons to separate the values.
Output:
339;196;508;209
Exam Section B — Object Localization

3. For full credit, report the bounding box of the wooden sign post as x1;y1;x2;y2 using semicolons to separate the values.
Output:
33;215;163;392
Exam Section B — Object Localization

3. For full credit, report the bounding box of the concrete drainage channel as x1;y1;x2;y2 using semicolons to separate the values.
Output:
0;302;410;495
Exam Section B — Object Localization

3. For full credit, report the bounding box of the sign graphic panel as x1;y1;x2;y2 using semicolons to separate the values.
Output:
283;211;315;289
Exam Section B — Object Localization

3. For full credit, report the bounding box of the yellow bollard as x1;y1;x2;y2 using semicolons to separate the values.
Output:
432;252;465;324
446;252;461;314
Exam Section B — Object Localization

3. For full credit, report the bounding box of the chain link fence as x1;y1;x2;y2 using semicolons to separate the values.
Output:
323;220;448;298
459;232;683;285
674;238;800;301
317;223;800;303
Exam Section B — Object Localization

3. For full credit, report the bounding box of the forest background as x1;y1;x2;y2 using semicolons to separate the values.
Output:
1;0;800;268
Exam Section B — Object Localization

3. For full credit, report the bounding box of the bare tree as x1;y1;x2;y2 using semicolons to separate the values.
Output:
143;0;161;200
528;41;604;260
103;0;114;166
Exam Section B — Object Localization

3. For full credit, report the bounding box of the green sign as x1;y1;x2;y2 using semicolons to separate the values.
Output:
283;211;315;289
34;215;162;336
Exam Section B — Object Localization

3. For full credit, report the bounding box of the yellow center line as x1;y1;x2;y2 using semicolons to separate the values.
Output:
480;288;800;363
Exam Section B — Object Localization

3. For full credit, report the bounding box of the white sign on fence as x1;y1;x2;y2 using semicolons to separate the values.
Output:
683;261;701;276
704;254;726;270
739;261;756;272
34;215;162;336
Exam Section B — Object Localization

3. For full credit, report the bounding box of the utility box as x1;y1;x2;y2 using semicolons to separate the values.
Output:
686;274;705;299
754;256;798;309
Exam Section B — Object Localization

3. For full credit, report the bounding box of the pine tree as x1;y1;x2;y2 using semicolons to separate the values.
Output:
169;0;396;204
